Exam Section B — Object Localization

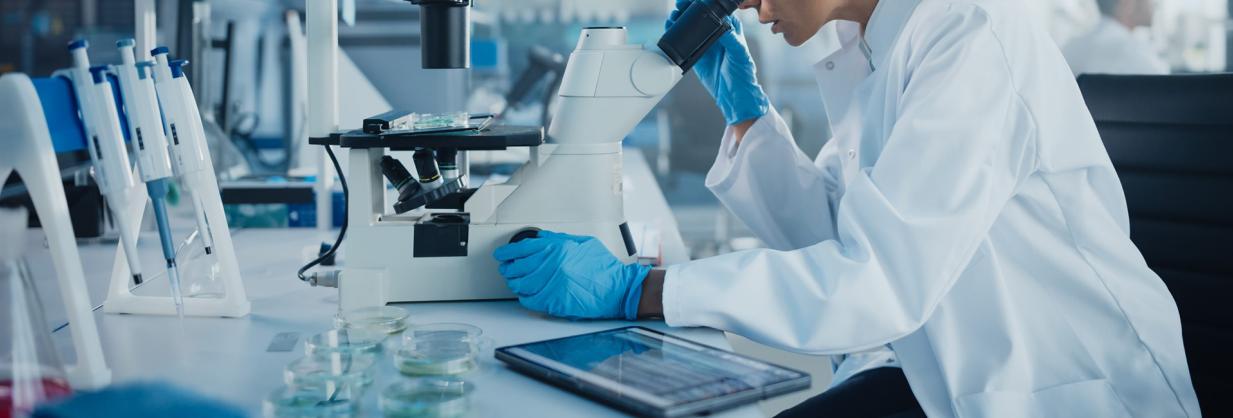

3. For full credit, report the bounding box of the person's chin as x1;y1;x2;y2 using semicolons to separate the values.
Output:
785;33;808;47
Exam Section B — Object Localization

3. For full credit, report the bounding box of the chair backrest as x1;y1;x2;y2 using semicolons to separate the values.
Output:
1078;73;1233;416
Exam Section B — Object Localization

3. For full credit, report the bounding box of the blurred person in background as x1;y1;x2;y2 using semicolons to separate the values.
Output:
1063;0;1169;75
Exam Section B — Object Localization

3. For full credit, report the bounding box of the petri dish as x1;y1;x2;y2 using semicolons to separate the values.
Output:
410;112;469;130
380;378;475;418
284;351;378;393
305;328;388;356
334;306;410;334
395;323;484;376
263;384;359;418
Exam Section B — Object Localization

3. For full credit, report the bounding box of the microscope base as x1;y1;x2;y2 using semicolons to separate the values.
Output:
340;218;634;310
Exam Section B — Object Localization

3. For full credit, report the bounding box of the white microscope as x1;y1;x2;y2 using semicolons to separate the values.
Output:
314;0;742;309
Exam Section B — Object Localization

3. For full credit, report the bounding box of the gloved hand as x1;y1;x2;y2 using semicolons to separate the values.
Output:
666;0;770;125
493;231;651;320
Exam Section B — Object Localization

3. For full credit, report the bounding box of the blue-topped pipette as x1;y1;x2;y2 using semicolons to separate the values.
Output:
148;47;216;261
113;39;184;317
65;40;147;288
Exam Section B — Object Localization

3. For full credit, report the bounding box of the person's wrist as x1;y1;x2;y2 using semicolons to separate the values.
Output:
636;269;666;319
724;86;770;126
621;264;652;320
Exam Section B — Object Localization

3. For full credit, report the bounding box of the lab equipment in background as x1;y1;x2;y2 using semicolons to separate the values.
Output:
394;323;486;376
318;0;734;307
62;40;146;289
218;179;345;229
1;208;74;418
499;46;567;127
0;73;111;389
101;46;251;318
334;306;411;335
380;378;475;418
111;39;186;316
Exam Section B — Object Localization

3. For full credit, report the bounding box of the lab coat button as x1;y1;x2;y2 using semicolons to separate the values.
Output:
826;61;836;70
847;149;856;159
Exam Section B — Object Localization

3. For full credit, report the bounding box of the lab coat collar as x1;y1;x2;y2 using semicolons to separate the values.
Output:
863;0;921;72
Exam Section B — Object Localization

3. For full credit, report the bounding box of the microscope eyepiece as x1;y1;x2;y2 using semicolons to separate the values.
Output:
657;0;741;73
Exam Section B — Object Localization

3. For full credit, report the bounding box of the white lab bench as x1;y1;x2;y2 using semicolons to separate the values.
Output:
37;149;765;418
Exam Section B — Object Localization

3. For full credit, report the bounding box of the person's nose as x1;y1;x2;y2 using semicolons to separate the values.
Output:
739;0;774;24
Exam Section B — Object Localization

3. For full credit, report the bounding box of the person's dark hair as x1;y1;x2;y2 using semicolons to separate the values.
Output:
1096;0;1119;16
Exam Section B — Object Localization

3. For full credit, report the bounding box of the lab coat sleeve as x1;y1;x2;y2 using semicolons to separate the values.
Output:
705;106;843;250
664;8;1036;354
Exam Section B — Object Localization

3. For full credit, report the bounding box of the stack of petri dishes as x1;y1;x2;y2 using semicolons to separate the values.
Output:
380;323;486;417
266;305;485;418
265;328;389;417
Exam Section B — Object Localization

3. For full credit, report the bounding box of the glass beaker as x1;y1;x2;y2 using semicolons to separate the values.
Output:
1;208;73;418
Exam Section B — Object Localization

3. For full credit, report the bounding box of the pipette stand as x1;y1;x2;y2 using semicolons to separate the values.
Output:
0;73;112;389
95;66;250;318
101;150;251;318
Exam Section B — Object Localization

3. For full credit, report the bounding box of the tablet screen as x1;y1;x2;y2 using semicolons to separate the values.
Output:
500;327;808;410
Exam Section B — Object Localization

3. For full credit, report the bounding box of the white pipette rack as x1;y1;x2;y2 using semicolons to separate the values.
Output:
101;50;250;318
0;73;112;389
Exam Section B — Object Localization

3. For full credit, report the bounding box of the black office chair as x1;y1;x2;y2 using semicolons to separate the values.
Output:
1078;73;1233;416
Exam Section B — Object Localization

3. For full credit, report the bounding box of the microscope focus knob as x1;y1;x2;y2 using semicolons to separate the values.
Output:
632;52;678;96
509;228;541;244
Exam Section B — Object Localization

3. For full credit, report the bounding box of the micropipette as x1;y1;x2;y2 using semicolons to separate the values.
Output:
148;47;216;260
65;40;146;287
112;39;184;317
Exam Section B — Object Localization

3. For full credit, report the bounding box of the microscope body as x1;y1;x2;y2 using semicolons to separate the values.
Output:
339;27;683;309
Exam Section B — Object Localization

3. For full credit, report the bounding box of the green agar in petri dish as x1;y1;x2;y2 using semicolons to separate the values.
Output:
395;323;484;376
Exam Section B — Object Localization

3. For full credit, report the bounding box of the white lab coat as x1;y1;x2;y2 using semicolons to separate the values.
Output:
662;0;1201;417
1062;17;1169;76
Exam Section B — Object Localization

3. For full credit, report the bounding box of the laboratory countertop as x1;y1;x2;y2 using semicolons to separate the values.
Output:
40;150;763;418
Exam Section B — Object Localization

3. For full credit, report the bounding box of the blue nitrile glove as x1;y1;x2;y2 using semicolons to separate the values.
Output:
666;0;770;125
493;231;651;320
32;382;247;418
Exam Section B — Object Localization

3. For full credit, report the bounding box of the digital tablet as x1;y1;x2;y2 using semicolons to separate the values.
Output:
495;326;811;418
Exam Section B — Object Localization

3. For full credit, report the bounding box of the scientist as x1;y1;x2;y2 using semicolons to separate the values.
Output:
494;0;1200;417
1062;0;1169;76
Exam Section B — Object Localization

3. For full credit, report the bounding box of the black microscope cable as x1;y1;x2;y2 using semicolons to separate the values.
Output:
297;144;348;283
